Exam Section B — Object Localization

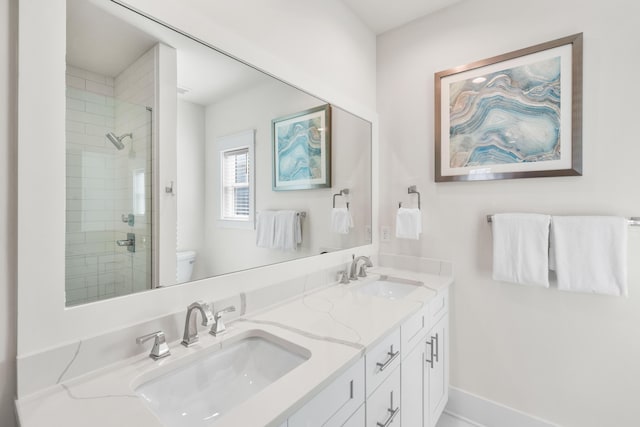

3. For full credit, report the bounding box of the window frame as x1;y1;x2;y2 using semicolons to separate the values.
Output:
216;130;255;229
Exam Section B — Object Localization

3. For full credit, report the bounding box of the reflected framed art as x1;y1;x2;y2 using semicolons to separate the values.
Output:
272;104;331;190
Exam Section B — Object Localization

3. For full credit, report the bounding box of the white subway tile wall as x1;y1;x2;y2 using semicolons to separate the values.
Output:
65;47;156;305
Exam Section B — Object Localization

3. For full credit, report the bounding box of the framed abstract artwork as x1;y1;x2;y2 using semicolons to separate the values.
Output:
435;33;583;182
272;104;331;190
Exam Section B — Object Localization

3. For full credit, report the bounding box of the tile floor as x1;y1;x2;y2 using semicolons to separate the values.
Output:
436;412;483;427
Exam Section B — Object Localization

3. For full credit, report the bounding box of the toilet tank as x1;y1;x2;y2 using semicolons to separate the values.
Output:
176;251;196;283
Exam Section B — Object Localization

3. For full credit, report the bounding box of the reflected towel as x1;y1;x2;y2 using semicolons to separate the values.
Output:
331;208;353;234
273;210;301;251
492;213;550;287
550;216;628;296
256;210;277;248
395;208;422;240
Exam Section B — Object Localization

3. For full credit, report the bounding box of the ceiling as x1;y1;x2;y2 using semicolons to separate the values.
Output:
67;0;271;106
341;0;463;34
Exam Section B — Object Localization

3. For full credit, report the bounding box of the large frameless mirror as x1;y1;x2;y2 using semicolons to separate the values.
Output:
64;0;372;306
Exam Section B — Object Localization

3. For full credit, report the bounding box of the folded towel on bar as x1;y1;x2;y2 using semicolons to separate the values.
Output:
491;213;551;287
255;210;277;248
395;208;422;240
273;210;301;251
550;216;628;296
331;207;353;234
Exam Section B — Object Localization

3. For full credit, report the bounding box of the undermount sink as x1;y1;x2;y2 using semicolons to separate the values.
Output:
134;331;310;426
356;275;422;299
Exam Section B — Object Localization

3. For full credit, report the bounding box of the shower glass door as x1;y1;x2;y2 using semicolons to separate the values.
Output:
65;70;154;306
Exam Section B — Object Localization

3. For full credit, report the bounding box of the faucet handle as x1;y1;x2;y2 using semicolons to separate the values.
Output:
136;331;171;360
337;270;350;284
358;264;369;278
210;306;236;336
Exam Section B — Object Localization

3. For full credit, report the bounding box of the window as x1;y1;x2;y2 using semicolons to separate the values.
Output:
221;148;250;219
217;130;255;229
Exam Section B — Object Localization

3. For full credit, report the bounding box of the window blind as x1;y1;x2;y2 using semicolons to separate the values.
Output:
222;148;250;219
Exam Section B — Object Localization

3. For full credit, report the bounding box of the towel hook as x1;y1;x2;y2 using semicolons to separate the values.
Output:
399;185;421;209
333;188;350;209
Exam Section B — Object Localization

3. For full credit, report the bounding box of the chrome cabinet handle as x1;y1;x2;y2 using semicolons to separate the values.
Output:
426;337;434;368
376;345;399;372
376;390;400;427
433;333;439;363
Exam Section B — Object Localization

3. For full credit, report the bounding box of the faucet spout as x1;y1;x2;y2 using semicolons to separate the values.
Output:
181;300;214;347
349;255;373;280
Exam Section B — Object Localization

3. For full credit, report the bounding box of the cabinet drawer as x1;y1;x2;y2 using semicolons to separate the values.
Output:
288;358;364;427
366;365;401;427
342;404;365;427
365;328;400;396
401;304;429;356
428;288;448;325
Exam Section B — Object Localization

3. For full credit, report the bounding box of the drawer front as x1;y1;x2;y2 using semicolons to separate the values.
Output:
428;288;448;326
342;404;365;427
401;305;430;356
366;365;401;427
365;328;401;396
288;358;365;427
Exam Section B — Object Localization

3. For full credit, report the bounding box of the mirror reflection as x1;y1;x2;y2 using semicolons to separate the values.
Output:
65;0;372;306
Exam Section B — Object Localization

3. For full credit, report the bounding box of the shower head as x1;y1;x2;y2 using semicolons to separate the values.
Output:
105;132;132;150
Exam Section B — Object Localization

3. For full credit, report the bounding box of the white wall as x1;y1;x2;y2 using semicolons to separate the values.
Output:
377;1;640;426
1;0;17;424
202;81;372;277
176;99;206;278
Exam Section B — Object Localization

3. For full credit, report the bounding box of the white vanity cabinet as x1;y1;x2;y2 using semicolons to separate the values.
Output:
288;286;449;427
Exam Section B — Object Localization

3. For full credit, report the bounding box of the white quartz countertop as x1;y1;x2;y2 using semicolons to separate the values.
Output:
16;270;452;427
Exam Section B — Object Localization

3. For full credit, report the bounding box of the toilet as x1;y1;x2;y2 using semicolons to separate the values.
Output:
176;250;196;283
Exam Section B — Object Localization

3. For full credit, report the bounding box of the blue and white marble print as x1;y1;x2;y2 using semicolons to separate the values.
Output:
449;56;561;168
276;118;323;181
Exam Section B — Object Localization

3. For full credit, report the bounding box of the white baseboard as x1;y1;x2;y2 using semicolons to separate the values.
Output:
445;387;560;427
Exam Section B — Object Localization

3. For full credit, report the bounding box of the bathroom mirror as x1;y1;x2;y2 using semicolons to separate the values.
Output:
64;0;372;306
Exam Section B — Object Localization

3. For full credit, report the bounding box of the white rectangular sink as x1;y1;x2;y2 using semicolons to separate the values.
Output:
134;330;310;426
356;275;422;299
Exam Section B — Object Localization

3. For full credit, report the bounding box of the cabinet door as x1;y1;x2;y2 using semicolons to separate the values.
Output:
400;342;424;427
425;314;448;427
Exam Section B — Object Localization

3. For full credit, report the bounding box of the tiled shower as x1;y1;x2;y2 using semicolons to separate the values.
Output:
65;47;156;306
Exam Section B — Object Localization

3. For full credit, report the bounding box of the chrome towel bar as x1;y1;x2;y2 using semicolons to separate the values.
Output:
486;214;640;225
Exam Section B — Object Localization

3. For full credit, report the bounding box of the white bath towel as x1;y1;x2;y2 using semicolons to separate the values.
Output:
331;207;353;234
550;216;628;296
256;210;277;248
273;210;301;251
395;208;422;240
491;213;551;287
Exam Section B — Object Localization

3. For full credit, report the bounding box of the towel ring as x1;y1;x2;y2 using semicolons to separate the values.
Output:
333;188;350;209
399;185;421;209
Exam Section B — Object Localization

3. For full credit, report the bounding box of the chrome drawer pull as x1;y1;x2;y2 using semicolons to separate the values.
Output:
433;333;439;363
376;390;400;427
376;344;399;372
425;337;434;368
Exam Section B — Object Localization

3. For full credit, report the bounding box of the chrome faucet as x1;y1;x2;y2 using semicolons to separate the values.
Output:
210;306;236;336
182;300;214;347
349;254;373;280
